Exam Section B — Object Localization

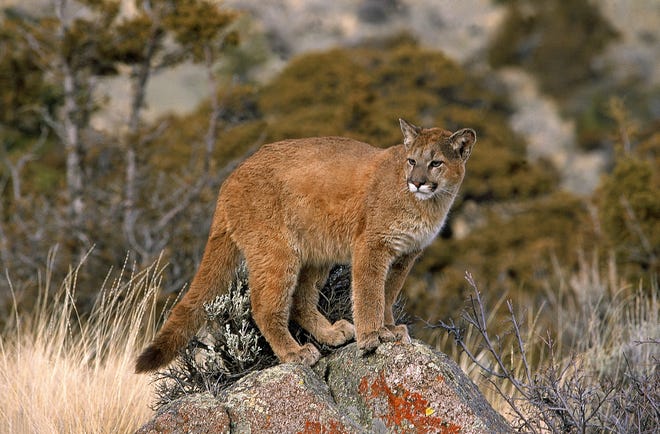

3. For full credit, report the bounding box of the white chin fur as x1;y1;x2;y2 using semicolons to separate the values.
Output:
413;191;433;200
408;183;434;200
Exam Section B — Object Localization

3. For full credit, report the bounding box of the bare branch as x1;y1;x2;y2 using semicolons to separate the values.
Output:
122;3;163;256
0;126;48;200
507;299;533;386
633;338;660;345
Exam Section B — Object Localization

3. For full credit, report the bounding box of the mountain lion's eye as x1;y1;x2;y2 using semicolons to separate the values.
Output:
407;158;416;166
429;160;443;168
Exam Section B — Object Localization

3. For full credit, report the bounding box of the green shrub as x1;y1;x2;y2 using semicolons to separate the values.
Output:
596;138;660;278
410;192;591;329
488;0;619;99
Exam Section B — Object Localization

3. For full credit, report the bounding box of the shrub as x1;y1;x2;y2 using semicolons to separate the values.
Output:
410;191;592;332
152;265;359;409
488;0;619;99
596;144;659;278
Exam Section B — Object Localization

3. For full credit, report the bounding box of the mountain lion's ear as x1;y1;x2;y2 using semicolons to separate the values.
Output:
450;128;477;161
399;118;421;149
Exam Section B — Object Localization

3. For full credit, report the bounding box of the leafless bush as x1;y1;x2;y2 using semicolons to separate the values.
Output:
436;272;659;433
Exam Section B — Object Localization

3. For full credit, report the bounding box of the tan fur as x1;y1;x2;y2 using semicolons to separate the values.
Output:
135;119;476;372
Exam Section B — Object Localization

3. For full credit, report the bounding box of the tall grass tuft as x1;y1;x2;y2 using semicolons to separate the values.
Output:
0;249;163;433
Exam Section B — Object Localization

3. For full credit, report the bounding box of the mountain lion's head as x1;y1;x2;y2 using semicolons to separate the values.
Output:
399;118;476;201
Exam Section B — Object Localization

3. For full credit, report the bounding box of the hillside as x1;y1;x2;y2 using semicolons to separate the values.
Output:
0;1;657;431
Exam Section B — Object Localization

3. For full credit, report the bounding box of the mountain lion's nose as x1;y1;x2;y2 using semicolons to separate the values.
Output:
412;181;423;188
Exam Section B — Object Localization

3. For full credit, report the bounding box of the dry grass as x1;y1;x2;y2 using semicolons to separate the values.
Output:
434;252;659;432
0;251;163;433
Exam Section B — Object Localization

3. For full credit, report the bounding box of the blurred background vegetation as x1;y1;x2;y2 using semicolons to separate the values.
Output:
1;0;658;351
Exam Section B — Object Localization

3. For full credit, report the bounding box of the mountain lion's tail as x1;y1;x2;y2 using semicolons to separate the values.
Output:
135;225;240;373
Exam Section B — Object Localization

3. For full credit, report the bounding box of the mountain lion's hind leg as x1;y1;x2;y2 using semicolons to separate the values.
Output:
292;265;355;347
246;247;320;365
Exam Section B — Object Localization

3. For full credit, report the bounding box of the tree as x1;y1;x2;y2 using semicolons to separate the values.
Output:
0;0;241;310
111;0;240;263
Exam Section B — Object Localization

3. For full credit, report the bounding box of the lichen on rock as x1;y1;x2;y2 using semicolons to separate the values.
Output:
314;341;510;433
138;340;510;433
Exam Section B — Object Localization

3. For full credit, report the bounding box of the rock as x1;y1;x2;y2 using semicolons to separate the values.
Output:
221;363;363;433
314;341;510;433
136;393;230;434
136;341;510;434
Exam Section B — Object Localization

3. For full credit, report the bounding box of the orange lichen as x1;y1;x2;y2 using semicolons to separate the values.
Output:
358;372;461;434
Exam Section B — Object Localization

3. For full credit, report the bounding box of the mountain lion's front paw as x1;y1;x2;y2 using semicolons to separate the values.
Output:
282;343;321;366
386;324;411;343
323;319;355;346
357;327;396;355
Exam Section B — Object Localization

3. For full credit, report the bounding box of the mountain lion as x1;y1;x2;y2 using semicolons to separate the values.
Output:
136;119;476;372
